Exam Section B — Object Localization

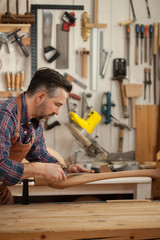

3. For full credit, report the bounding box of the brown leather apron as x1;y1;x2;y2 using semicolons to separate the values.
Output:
0;95;34;204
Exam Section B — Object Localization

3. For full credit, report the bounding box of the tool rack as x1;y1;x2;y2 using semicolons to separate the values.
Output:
0;23;30;98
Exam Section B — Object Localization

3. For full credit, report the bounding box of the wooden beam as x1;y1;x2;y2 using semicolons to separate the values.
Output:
0;24;30;33
0;91;22;98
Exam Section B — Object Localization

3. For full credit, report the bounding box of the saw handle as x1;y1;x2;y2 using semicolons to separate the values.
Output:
44;46;60;63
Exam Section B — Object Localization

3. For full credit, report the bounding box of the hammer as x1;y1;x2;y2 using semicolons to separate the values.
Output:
112;76;129;118
80;48;90;78
114;122;131;152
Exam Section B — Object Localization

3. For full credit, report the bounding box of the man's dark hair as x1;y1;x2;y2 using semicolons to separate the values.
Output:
26;67;72;97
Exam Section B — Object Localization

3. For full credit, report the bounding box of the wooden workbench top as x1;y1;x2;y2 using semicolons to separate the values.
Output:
0;200;160;240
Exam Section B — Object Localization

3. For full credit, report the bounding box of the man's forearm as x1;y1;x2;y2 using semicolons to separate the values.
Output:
22;162;45;180
21;162;66;182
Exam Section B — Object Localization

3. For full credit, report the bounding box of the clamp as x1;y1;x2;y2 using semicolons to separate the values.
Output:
101;92;116;124
0;32;10;53
7;28;29;57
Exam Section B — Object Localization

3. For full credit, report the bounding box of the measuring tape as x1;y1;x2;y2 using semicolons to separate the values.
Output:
31;4;84;77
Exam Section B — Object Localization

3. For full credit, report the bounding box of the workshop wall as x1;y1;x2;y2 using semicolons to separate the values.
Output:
0;0;159;162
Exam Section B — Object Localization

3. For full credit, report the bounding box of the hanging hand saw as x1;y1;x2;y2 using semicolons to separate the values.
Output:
43;10;60;63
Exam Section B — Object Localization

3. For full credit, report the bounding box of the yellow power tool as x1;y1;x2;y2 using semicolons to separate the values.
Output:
69;110;101;134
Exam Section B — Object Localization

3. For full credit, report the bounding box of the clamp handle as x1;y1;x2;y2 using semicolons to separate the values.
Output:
7;29;29;57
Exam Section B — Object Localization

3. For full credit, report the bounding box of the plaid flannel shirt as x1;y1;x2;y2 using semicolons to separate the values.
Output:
0;93;57;186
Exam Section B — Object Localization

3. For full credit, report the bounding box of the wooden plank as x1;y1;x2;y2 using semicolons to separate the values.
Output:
0;91;22;98
136;105;158;164
0;24;30;33
0;201;160;239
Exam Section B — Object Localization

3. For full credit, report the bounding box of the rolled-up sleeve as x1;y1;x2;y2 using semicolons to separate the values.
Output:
0;158;24;186
0;109;24;186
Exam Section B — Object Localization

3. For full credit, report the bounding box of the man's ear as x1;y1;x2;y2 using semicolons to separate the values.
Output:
35;91;47;104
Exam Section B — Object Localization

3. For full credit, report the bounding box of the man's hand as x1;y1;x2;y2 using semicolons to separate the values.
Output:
43;163;66;182
66;164;94;174
22;162;66;182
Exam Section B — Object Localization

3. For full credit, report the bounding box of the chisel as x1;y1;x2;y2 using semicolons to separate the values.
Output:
20;71;24;91
15;73;20;91
11;72;15;91
6;72;11;91
144;25;148;63
149;24;153;66
135;24;140;65
153;23;158;104
126;25;130;66
140;25;144;64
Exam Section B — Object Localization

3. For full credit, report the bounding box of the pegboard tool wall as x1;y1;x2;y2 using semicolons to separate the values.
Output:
0;0;160;160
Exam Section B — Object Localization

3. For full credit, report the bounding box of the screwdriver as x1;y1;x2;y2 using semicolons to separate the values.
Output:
126;25;130;66
135;24;140;65
148;68;152;103
149;24;153;65
140;25;144;64
144;25;148;63
144;68;148;100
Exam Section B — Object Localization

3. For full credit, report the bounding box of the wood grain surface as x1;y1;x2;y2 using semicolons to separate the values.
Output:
0;201;160;240
136;105;159;163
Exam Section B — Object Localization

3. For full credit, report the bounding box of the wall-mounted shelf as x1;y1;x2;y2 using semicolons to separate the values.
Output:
0;91;23;98
0;24;30;33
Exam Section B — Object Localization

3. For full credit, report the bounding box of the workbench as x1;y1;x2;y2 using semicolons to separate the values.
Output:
0;200;160;239
9;177;152;201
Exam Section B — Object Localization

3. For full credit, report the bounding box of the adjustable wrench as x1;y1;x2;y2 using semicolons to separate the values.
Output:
101;49;113;78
